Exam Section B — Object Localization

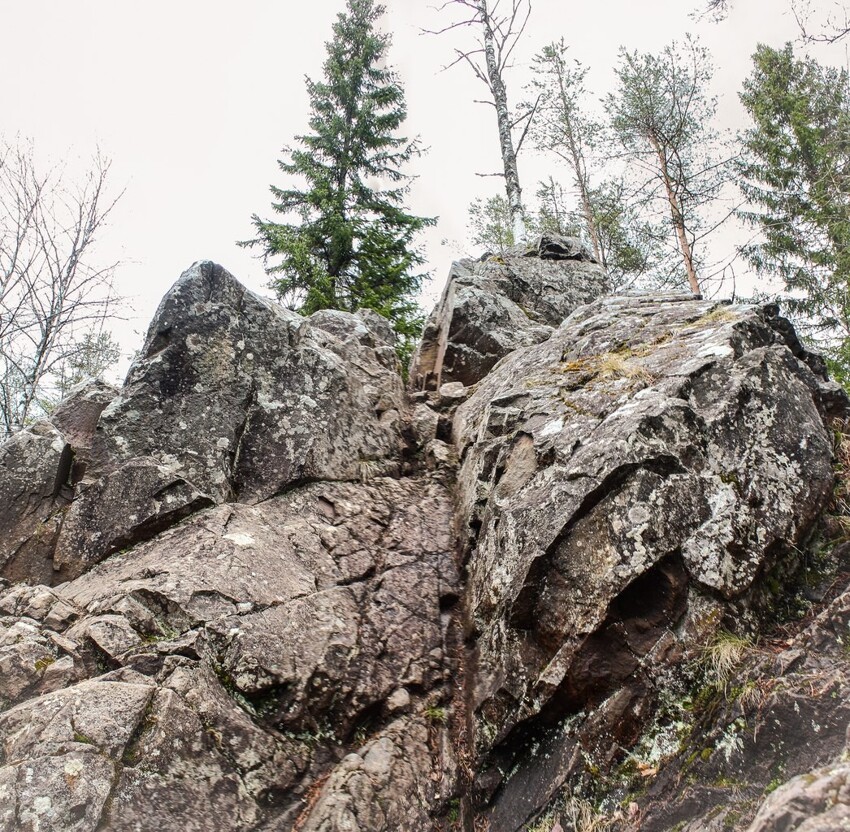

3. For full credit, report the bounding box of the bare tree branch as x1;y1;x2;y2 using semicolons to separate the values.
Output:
0;139;123;435
425;0;532;238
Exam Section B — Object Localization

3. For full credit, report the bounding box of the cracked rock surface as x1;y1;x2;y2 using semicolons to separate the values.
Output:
0;254;848;832
0;477;458;831
452;294;844;827
409;234;608;390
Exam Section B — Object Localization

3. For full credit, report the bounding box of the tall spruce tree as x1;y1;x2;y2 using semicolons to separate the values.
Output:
244;0;434;345
739;43;850;380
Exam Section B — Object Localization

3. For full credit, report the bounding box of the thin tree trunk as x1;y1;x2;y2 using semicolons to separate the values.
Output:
567;130;601;265
553;69;602;264
650;135;700;294
480;0;525;242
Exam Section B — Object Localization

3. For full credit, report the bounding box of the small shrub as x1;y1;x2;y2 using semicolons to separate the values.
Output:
424;705;448;724
561;798;615;832
33;655;56;672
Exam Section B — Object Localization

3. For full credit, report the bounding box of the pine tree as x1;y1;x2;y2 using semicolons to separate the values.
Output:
739;43;850;380
244;0;434;344
528;41;602;263
606;37;728;294
524;42;663;289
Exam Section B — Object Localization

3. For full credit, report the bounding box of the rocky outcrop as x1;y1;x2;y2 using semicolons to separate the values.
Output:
450;294;845;828
0;262;409;584
1;254;848;832
616;552;850;832
409;234;608;390
0;474;458;831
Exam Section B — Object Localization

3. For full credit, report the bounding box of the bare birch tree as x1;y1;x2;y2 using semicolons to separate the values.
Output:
428;0;533;240
700;0;849;43
0;140;121;436
700;0;732;18
794;0;850;43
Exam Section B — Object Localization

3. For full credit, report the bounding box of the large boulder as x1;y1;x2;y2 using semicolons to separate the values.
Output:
0;262;412;584
452;295;844;826
409;234;608;389
2;255;849;832
91;261;407;504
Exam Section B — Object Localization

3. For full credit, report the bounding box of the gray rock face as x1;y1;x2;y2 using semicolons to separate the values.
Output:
409;234;608;390
0;475;458;831
452;295;841;823
0;423;72;585
49;379;118;469
746;764;850;832
630;564;850;832
0;262;410;583
298;716;439;832
52;457;216;580
93;261;407;504
0;258;846;832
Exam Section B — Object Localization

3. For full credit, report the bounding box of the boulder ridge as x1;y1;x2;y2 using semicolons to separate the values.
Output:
1;249;848;832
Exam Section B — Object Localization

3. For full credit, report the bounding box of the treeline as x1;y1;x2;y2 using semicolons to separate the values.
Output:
247;0;850;379
469;33;850;329
2;0;848;435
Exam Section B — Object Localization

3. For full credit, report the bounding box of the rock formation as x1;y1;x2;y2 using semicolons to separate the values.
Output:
409;235;608;390
1;242;849;832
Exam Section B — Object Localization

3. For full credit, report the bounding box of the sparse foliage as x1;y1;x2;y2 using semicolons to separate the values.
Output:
518;42;666;288
606;36;731;294
701;631;754;692
244;0;434;348
793;0;850;43
699;0;732;20
527;40;602;262
585;179;665;289
0;139;121;436
52;330;121;404
468;192;516;252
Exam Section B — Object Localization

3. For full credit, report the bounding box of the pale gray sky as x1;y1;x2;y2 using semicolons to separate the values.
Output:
1;0;846;364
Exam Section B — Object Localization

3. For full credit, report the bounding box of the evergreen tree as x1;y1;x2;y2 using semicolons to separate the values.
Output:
244;0;434;344
606;37;728;294
739;43;850;381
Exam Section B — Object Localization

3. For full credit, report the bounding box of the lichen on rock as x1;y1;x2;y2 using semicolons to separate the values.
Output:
0;252;847;832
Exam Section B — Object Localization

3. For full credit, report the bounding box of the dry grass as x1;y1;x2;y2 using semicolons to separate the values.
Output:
561;798;616;832
702;631;754;691
561;348;655;385
696;306;737;326
525;800;616;832
358;459;383;482
596;351;653;382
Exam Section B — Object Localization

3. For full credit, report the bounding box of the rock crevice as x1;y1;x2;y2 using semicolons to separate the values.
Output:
0;248;847;831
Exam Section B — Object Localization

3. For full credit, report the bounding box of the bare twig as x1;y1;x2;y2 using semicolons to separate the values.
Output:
0;139;122;435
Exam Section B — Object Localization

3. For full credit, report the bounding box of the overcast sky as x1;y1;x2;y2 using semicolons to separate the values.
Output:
1;0;846;365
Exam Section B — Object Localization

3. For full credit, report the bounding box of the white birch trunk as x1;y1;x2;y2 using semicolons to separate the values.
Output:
480;0;525;242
